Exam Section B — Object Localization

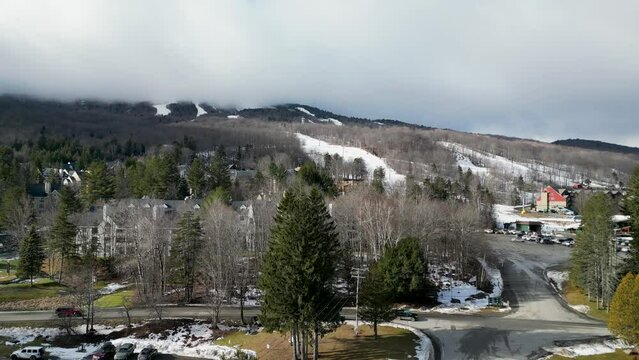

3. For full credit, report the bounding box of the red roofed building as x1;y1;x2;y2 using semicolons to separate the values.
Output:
535;186;567;211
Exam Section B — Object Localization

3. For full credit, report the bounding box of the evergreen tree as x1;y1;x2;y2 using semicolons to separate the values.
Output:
169;211;203;303
372;167;385;194
81;161;115;206
259;188;341;360
209;150;231;192
623;167;639;274
187;157;206;197
17;225;46;286
570;193;616;309
376;237;436;303
50;208;77;283
58;186;81;214
358;264;395;339
609;273;639;343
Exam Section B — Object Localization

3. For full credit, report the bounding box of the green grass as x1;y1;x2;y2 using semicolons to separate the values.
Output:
551;350;634;359
564;281;610;322
0;278;67;303
94;289;134;308
215;324;418;360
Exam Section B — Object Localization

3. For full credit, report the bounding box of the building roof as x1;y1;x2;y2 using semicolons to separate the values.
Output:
536;186;566;202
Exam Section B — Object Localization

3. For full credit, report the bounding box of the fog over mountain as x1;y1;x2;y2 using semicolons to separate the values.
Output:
1;0;639;146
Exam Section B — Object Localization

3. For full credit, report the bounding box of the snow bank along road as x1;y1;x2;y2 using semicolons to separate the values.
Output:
0;236;609;359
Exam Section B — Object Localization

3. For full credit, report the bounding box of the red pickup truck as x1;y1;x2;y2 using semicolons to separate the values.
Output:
55;307;83;317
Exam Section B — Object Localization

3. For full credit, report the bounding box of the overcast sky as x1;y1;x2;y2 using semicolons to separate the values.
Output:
1;1;639;146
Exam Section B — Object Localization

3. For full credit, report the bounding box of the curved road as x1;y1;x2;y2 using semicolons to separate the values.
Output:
0;235;609;359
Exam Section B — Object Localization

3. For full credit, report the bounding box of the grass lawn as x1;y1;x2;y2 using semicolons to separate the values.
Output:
563;281;610;322
94;289;134;308
551;350;634;359
215;324;418;360
0;278;67;303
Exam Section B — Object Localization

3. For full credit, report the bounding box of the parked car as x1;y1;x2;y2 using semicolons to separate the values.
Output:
138;347;158;360
11;346;45;360
483;229;494;234
92;342;116;360
507;229;518;235
55;307;83;317
114;343;135;360
394;309;418;321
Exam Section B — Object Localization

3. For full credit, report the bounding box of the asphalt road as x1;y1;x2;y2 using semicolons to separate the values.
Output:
411;235;609;359
0;235;610;359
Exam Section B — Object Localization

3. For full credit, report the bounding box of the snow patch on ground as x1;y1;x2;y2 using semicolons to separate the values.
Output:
195;103;207;117
110;323;255;360
295;133;405;186
544;338;631;358
493;204;581;231
227;115;240;119
428;260;506;314
318;118;343;126
98;283;128;295
47;344;100;360
296;107;315;117
570;304;591;314
0;327;61;344
547;271;569;291
153;104;171;116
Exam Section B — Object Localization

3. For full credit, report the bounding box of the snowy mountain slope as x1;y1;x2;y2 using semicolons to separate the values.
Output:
194;102;207;117
153;104;171;116
296;106;342;126
439;141;596;186
296;133;405;186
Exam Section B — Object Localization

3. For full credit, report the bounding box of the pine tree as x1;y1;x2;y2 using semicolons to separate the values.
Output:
609;273;637;343
169;211;203;303
259;188;341;360
209;151;231;192
81;161;115;206
570;193;616;308
187;157;206;197
376;237;436;304
623;167;639;274
358;265;395;339
17;225;46;286
372;167;385;194
50;208;77;283
58;186;81;214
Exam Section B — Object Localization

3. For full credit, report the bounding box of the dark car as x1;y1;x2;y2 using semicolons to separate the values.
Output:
55;307;83;317
138;347;158;360
92;342;116;360
394;309;418;321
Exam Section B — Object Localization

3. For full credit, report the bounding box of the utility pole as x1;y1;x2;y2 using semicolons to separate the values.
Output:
351;267;365;336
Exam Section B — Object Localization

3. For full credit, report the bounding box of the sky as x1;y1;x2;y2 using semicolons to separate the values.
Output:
1;1;639;146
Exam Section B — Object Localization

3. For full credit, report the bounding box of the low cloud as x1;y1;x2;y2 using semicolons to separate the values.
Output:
1;0;638;145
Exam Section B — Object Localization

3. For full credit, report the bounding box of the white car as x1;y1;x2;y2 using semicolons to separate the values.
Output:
11;346;45;360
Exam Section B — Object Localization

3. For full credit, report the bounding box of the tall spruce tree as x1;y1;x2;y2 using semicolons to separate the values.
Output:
569;192;616;309
375;236;436;304
169;211;203;303
259;188;341;360
187;157;206;197
623;167;639;274
81;161;115;206
17;225;46;286
50;208;77;283
358;264;395;339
